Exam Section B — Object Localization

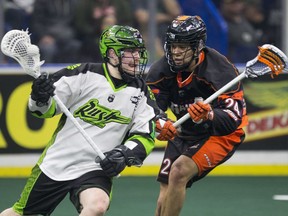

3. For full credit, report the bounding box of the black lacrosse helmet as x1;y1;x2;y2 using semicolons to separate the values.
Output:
165;15;207;72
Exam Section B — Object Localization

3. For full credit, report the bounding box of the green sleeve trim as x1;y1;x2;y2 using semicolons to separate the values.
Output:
127;135;155;155
151;120;156;139
31;100;57;118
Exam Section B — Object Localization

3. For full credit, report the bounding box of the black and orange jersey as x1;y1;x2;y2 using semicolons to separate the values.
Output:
146;47;248;137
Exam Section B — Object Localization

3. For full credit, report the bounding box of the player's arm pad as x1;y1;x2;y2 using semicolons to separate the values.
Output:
99;145;142;177
210;109;239;135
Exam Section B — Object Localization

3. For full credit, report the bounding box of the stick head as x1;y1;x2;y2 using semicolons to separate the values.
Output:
245;44;288;78
1;29;44;78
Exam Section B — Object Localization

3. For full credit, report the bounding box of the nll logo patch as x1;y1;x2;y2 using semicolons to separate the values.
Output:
108;94;115;102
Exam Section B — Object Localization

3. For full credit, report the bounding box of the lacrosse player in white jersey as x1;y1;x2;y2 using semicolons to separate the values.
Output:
0;25;158;216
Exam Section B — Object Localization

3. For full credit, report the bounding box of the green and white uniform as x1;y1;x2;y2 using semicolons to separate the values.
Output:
29;62;157;181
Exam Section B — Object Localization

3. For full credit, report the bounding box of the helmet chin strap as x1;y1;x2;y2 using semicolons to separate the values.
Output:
188;50;205;72
189;49;200;66
107;57;120;68
190;39;204;66
108;57;135;83
106;56;124;80
119;66;135;83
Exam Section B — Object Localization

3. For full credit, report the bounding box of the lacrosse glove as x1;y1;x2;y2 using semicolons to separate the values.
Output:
156;119;177;141
31;73;55;107
99;145;142;177
188;101;214;124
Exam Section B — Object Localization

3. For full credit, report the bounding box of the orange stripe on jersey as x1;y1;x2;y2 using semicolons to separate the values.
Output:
151;89;160;94
192;128;245;176
177;51;205;88
146;75;174;85
177;72;193;88
238;115;248;128
218;90;244;101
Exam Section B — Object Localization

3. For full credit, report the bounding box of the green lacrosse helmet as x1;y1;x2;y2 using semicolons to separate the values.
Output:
100;25;146;59
99;25;148;81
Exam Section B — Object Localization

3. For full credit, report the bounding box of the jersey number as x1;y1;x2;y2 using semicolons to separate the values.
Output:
160;158;171;175
225;98;240;116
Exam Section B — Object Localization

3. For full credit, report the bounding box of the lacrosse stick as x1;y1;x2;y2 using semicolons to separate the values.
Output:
173;44;288;127
1;29;106;160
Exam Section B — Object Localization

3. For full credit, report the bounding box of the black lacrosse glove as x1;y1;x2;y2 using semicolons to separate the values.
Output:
99;145;139;177
31;73;55;107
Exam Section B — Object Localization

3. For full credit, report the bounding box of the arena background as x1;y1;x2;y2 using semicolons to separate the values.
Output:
0;64;287;177
0;65;287;214
0;0;287;215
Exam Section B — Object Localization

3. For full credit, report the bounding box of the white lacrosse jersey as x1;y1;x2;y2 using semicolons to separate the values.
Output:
29;63;158;181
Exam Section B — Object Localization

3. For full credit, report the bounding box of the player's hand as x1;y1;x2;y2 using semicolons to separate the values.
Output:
156;119;177;141
99;145;139;177
188;101;213;124
31;73;55;107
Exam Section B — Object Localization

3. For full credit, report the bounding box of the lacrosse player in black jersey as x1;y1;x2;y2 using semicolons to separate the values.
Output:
146;15;248;216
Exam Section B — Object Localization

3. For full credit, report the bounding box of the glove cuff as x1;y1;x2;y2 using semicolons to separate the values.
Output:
115;145;142;167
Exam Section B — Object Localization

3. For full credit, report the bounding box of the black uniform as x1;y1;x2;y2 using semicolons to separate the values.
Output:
146;47;248;186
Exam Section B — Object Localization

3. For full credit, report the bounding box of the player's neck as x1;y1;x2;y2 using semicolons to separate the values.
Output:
107;63;122;80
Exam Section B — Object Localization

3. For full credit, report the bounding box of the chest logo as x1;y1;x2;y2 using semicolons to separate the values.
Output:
108;94;115;102
74;99;131;128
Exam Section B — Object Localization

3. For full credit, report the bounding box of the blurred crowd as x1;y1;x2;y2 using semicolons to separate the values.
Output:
214;0;282;63
2;0;282;64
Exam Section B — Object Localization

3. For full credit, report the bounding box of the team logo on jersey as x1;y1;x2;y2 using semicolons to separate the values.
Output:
108;94;115;102
170;102;190;115
74;99;131;128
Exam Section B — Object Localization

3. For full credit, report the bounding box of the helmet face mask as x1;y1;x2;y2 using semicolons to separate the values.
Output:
117;47;147;82
165;43;194;70
165;15;207;72
99;25;148;82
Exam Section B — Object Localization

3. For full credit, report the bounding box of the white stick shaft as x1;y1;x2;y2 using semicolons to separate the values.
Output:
173;72;246;128
53;94;106;159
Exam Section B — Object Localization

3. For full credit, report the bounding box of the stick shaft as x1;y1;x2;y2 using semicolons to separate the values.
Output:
53;95;106;159
173;72;246;128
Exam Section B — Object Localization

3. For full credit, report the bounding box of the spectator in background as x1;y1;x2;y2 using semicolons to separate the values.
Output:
74;0;116;62
112;0;135;27
31;0;81;63
244;0;273;45
260;0;282;47
4;0;35;31
219;0;259;63
74;0;134;62
131;0;182;58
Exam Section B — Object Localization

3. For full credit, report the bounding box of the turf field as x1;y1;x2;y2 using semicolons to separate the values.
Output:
0;176;287;216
